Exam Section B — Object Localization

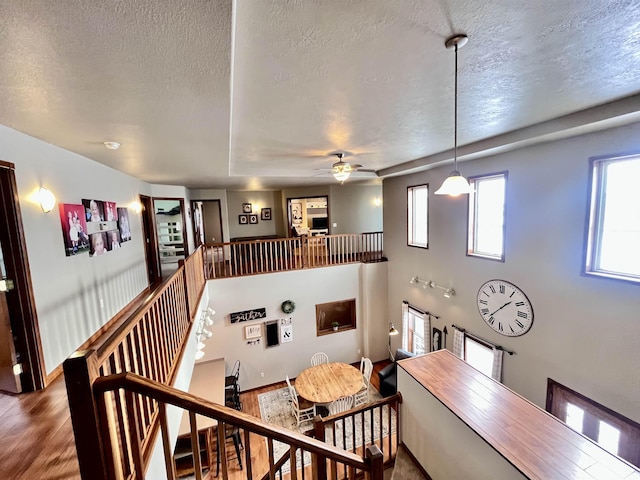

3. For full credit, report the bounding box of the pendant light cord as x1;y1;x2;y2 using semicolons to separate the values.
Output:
454;42;458;173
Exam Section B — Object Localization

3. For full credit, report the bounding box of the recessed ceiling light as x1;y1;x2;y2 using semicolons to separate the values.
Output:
103;141;120;150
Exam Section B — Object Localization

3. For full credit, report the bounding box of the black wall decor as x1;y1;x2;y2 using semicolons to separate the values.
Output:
230;307;267;323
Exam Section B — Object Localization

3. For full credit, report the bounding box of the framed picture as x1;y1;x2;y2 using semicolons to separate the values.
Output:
244;323;262;339
249;214;258;224
239;214;248;225
432;327;442;351
242;203;252;213
291;201;303;226
261;208;272;220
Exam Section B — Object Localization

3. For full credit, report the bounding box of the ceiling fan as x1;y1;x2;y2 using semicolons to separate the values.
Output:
320;153;375;184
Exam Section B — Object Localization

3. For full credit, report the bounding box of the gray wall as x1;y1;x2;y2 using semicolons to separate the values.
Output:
227;190;283;239
384;121;640;423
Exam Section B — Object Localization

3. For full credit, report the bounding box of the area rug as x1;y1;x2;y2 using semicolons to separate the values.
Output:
257;385;396;474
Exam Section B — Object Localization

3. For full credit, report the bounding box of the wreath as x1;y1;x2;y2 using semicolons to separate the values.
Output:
281;300;295;314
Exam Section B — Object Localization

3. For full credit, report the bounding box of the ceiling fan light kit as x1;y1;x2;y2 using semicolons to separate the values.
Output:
435;34;473;197
332;153;352;184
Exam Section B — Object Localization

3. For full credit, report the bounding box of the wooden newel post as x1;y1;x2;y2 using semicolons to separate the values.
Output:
311;415;327;480
63;350;109;480
365;445;384;480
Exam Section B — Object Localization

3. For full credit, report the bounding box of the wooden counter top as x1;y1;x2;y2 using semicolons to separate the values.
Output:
399;350;640;480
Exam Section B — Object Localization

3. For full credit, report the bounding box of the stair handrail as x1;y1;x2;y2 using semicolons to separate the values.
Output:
92;371;383;479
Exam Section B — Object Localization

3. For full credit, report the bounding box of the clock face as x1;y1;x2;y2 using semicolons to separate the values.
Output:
476;280;533;337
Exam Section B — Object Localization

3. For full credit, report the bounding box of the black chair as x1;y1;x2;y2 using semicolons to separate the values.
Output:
378;348;415;397
215;423;243;475
225;360;241;411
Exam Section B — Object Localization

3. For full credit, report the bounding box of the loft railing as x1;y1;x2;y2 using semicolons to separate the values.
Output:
204;232;384;278
64;247;206;480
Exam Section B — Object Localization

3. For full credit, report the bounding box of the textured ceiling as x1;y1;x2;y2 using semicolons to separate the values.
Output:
1;1;639;189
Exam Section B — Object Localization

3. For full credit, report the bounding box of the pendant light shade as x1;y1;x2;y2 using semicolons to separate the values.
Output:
435;34;473;196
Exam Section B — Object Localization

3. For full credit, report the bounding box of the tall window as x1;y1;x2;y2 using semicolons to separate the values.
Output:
408;185;428;248
585;154;640;283
467;173;507;261
402;304;428;355
464;336;494;377
547;379;640;467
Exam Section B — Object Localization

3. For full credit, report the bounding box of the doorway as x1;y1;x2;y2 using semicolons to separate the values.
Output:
0;161;45;392
154;198;188;280
287;196;329;236
192;200;223;246
139;194;160;287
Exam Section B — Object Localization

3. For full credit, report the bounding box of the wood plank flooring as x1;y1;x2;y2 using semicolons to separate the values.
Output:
0;360;391;480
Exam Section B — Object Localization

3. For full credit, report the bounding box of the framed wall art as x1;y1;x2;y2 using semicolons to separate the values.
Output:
242;203;252;213
249;214;258;224
261;208;272;220
244;324;262;339
239;214;248;225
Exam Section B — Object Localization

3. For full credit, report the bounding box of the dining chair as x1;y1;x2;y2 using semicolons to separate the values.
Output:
287;379;316;426
310;352;329;366
353;357;373;407
328;395;354;415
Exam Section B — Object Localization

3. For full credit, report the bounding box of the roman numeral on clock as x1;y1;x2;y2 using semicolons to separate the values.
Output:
490;285;496;293
481;308;489;315
499;285;505;294
515;301;525;307
517;311;528;319
479;299;488;305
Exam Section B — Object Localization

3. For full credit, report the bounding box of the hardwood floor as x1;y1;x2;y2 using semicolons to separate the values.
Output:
0;360;391;480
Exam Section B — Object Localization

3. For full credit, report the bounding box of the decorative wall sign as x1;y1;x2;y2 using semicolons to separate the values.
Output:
244;323;262;339
280;324;293;343
230;307;267;324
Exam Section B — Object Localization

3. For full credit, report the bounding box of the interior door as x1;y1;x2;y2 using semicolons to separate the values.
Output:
0;161;45;391
0;244;21;393
201;200;223;244
139;194;160;287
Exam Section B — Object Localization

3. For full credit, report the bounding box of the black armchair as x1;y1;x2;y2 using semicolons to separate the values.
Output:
378;348;415;397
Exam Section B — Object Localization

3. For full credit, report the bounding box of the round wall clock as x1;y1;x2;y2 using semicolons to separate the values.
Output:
476;280;533;337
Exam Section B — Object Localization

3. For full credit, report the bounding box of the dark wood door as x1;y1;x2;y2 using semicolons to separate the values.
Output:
139;194;160;287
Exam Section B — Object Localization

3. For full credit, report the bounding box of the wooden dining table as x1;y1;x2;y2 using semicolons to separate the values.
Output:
295;362;363;404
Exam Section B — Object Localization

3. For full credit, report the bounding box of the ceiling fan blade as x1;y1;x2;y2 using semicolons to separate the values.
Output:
354;168;375;173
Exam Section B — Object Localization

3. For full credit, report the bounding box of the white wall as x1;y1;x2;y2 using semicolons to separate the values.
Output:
0;125;150;374
398;366;527;480
383;121;640;423
201;264;385;390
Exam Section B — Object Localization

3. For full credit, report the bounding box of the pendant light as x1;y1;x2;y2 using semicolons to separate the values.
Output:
435;34;473;196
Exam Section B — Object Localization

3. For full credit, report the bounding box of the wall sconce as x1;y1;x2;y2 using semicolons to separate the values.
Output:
410;275;455;298
38;187;56;213
128;201;143;214
373;197;382;207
